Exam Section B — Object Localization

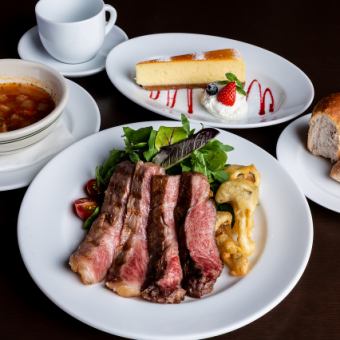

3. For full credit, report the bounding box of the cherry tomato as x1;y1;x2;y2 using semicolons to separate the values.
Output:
73;198;98;221
85;179;101;198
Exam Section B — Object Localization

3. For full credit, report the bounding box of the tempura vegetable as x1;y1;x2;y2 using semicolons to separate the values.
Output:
215;164;260;276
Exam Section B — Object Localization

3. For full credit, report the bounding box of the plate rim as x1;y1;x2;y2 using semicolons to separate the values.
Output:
276;113;340;213
105;32;314;129
18;120;314;339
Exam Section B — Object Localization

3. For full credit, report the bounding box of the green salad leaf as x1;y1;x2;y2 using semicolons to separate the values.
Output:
143;129;158;161
95;113;233;192
177;139;233;184
96;149;125;188
123;126;152;146
181;114;195;136
155;126;188;150
83;206;100;230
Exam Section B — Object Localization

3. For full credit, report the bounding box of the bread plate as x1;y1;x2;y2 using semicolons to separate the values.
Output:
106;33;314;129
18;121;313;339
277;114;340;213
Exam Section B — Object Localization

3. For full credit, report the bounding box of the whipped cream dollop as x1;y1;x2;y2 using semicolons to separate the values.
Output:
201;88;248;121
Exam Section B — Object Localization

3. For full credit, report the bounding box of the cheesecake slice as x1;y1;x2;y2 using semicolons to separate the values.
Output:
135;49;245;90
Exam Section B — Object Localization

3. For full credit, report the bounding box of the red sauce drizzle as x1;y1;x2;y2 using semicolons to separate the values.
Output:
165;89;177;108
148;81;274;116
149;90;160;100
187;89;193;114
166;90;170;106
150;89;188;112
246;79;274;115
171;90;178;108
263;88;274;112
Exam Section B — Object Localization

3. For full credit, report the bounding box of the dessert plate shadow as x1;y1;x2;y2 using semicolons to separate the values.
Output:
106;33;314;129
277;114;340;213
18;121;313;339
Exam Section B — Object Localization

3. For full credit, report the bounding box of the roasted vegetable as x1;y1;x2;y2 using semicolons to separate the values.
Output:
214;164;260;276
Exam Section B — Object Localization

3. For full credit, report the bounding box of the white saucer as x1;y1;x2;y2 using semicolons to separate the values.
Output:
277;114;340;213
0;79;100;191
18;25;128;77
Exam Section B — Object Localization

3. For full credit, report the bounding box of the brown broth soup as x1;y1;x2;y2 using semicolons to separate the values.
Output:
0;82;55;132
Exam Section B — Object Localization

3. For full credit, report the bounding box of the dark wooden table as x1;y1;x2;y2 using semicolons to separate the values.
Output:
1;0;339;339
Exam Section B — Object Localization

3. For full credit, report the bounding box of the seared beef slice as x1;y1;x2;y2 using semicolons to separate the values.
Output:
176;173;222;297
141;175;186;303
69;161;135;284
106;162;165;297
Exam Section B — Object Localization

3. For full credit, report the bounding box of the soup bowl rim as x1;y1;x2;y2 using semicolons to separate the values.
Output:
0;58;68;143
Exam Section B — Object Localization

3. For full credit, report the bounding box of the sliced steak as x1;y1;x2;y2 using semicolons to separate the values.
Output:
141;175;185;304
182;199;222;297
106;162;165;297
176;173;222;298
69;161;135;284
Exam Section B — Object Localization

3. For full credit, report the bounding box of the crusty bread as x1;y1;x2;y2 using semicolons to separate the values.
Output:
330;160;340;182
307;93;340;162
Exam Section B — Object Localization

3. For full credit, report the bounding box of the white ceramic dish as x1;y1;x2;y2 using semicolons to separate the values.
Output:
18;25;128;77
18;121;313;339
0;59;68;152
0;79;100;191
35;0;117;64
106;33;314;129
277;114;340;213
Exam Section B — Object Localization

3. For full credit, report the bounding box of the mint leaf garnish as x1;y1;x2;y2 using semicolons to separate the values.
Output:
236;87;246;96
224;72;246;96
225;73;238;82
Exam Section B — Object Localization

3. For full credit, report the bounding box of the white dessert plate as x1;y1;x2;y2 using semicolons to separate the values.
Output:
0;79;100;191
18;25;128;77
18;121;313;339
277;114;340;213
106;33;314;129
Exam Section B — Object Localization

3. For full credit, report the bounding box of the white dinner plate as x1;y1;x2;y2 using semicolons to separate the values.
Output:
0;79;100;190
18;121;313;339
106;33;314;129
18;25;128;77
277;114;340;213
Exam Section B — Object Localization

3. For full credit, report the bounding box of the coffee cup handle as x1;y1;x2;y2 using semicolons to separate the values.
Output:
104;4;117;36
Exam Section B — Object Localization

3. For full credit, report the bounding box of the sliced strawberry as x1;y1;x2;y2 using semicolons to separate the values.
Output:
217;82;236;106
73;198;98;221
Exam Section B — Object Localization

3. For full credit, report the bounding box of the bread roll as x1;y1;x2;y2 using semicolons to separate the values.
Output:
330;160;340;182
307;93;340;162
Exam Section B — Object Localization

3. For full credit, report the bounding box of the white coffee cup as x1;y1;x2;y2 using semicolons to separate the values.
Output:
35;0;117;64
